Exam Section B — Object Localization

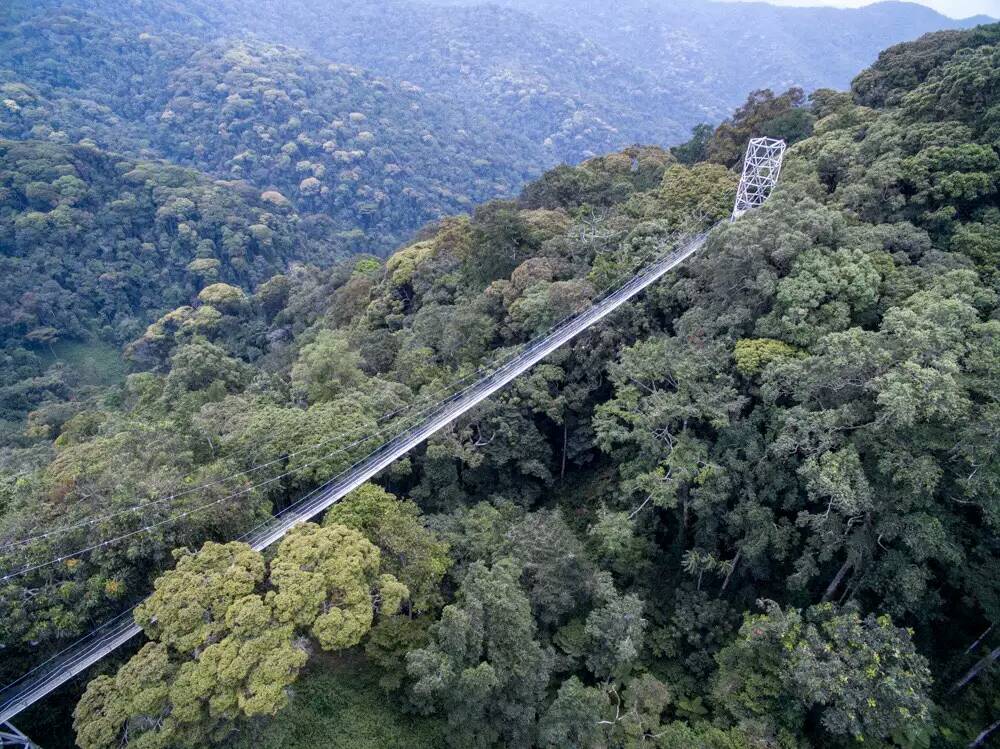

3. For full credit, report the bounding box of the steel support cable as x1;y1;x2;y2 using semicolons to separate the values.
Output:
0;331;548;562
0;404;455;704
1;149;760;721
0;232;708;724
0;381;531;706
0;360;509;554
231;234;696;545
0;312;579;555
0;371;511;582
0;266;627;576
240;234;707;552
0;388;504;698
0;312;581;580
0;226;695;557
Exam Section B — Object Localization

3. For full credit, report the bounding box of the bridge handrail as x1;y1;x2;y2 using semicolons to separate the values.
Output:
0;231;708;724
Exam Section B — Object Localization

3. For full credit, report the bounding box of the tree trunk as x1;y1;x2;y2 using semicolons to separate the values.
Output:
949;646;1000;695
561;421;568;481
721;549;741;593
821;557;852;602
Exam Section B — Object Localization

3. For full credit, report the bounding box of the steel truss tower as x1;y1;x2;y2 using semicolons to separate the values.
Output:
0;722;35;748
732;137;787;220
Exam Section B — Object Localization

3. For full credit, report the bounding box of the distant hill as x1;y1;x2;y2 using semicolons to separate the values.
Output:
0;10;542;253
5;0;990;168
3;0;706;165
0;138;342;348
0;0;992;259
472;0;992;113
239;0;707;164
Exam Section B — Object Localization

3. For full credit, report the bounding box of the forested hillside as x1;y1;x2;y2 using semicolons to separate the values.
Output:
5;0;991;167
1;21;998;749
242;0;700;165
0;140;343;344
484;0;994;107
0;9;539;250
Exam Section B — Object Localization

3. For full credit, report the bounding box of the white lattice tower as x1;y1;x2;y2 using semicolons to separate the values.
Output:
0;722;35;748
731;137;787;221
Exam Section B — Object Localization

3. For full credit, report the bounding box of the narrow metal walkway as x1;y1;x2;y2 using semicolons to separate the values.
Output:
0;233;708;724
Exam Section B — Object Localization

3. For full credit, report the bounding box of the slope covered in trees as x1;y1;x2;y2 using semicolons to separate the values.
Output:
0;138;355;439
0;9;539;252
1;19;999;749
0;140;341;345
6;0;991;168
467;0;993;114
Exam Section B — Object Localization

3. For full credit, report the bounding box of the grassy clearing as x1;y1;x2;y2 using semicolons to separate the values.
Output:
228;651;446;749
38;339;126;387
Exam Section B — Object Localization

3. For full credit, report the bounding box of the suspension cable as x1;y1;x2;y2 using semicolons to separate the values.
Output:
0;227;701;578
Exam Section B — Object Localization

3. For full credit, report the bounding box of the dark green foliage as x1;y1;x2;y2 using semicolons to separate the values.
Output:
0;140;331;348
502;509;595;627
707;88;815;167
7;0;988;173
1;20;999;749
672;124;715;166
538;676;606;749
226;654;447;749
853;24;1000;108
715;601;933;746
406;558;553;748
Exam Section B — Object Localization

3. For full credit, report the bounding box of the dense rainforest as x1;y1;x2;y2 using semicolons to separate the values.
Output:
459;0;993;114
0;14;999;749
0;9;537;251
4;0;989;167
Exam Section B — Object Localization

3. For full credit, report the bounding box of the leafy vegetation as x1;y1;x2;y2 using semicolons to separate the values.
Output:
227;653;447;749
487;0;992;120
0;9;540;253
0;140;339;345
7;0;987;171
0;16;999;749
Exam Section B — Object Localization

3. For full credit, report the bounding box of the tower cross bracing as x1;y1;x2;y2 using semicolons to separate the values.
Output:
732;137;787;220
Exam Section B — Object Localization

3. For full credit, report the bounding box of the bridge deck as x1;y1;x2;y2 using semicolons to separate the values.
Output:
0;233;708;724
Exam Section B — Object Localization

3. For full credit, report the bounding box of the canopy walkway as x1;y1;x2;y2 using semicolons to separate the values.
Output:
0;138;785;726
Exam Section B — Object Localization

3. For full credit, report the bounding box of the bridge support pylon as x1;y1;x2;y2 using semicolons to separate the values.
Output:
0;722;35;748
731;137;787;221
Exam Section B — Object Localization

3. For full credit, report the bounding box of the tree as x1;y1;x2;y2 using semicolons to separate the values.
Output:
733;338;801;376
672;123;714;166
73;643;178;749
197;283;249;314
324;483;450;613
656;163;737;227
538;677;607;749
365;615;434;692
268;522;408;650
76;542;303;749
407;558;553;748
75;524;403;748
290;329;365;404
134;541;265;655
161;338;252;404
756;247;885;347
708;88;813;167
502;509;595;627
584;579;647;682
166;597;306;737
714;601;932;746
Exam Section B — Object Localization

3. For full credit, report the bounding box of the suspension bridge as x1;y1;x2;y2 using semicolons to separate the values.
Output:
0;138;786;737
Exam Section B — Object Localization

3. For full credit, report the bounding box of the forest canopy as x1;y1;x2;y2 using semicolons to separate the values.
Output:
0;14;998;749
